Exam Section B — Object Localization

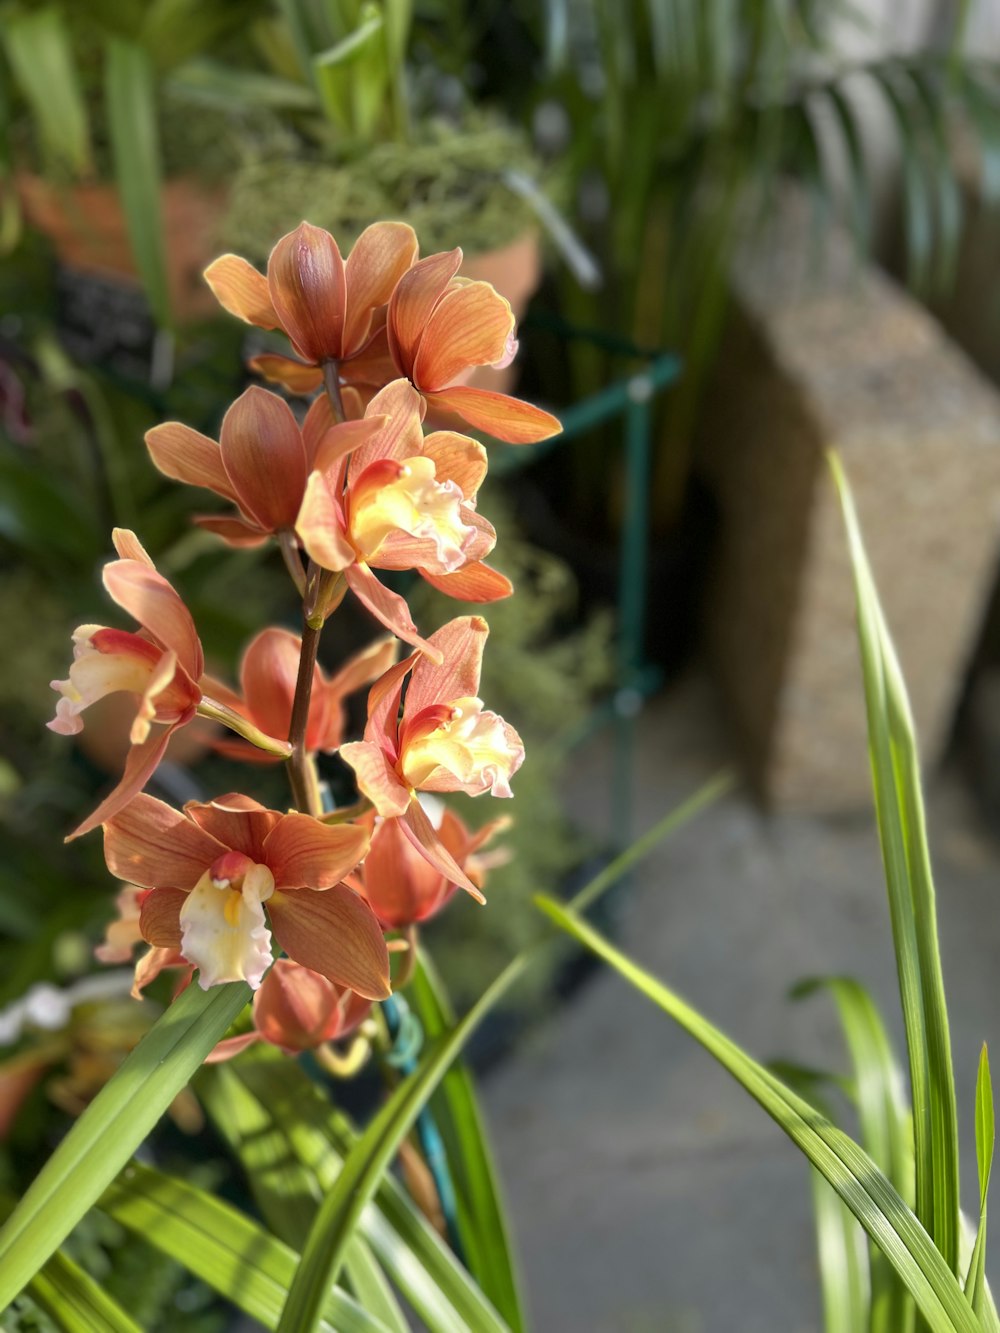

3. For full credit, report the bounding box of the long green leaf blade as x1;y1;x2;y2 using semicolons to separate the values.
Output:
200;1062;408;1332
795;975;915;1333
537;897;980;1333
276;959;529;1333
0;979;249;1305
226;1051;514;1333
408;952;525;1332
28;1248;142;1333
101;1162;391;1333
2;8;92;176
830;449;961;1280
105;36;171;326
965;1044;998;1327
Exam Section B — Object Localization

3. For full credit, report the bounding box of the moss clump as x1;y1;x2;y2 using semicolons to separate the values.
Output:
220;115;542;262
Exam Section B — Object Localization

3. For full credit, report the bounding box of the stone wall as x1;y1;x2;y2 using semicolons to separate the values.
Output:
700;194;1000;809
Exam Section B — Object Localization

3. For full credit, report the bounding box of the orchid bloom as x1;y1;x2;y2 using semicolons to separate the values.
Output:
94;883;190;999
296;379;511;656
103;793;389;998
386;248;561;445
340;616;523;895
202;629;398;764
204;220;417;395
145;387;386;549
357;804;509;930
211;959;372;1061
48;530;205;839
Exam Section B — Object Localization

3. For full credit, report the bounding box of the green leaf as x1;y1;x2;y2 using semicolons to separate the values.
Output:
311;5;386;137
276;959;529;1333
28;1247;142;1333
274;769;735;1333
0;979;249;1307
408;952;525;1333
536;896;980;1333
794;976;915;1332
225;1050;515;1333
166;59;319;110
810;1164;871;1333
830;450;961;1281
199;1064;408;1333
964;1045;998;1327
2;7;92;176
101;1162;391;1333
105;36;171;326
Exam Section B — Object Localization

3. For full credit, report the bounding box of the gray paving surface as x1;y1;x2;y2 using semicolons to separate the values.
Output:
482;674;1000;1332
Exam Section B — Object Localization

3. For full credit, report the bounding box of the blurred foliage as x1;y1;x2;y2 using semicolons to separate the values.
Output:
221;112;544;262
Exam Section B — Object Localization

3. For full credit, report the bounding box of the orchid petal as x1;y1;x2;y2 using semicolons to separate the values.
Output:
203;254;279;328
248;353;324;394
339;740;411;817
412;280;515;391
401;799;483;901
263;812;369;889
387;249;463;372
421;431;488;498
267;222;347;364
102;560;203;680
424;386;562;444
405;615;487;718
145;422;239;503
343;221;418;354
349;379;426;475
138;887;187;947
420;561;513;602
362;651;417;749
220;387;308;533
363;815;454;927
180;868;274;990
344;562;443;660
311;416;388;475
185;795;280;862
112;529;154;566
296;472;355;572
103;793;226;887
192;514;269;547
68;725;177;841
238;627;301;741
205;1032;261;1063
268;884;390;1000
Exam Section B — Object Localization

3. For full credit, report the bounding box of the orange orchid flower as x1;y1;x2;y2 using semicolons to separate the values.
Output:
385;248;561;445
209;959;372;1061
204;220;417;395
296;379;511;656
340;616;523;895
202;628;397;763
357;805;509;929
103;793;389;998
95;883;190;999
48;530;206;840
146;387;386;548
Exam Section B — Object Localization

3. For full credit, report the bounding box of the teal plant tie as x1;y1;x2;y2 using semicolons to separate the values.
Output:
381;993;465;1262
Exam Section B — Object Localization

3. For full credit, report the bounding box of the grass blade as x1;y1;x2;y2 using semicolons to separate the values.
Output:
105;36;171;326
408;951;525;1333
811;1164;871;1332
0;979;249;1306
830;450;960;1282
2;7;92;176
28;1248;141;1333
101;1162;392;1333
537;896;979;1333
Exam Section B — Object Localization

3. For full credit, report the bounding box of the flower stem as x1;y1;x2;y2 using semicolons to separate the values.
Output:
278;529;307;596
197;698;293;756
322;359;346;423
286;617;322;816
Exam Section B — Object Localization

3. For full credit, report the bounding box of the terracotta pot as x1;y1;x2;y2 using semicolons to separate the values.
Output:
460;230;541;395
17;173;225;323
